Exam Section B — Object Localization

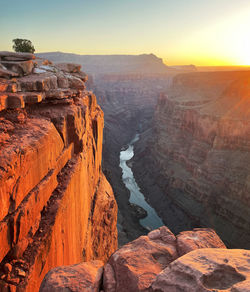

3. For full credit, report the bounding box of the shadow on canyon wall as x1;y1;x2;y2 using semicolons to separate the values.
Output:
37;52;250;248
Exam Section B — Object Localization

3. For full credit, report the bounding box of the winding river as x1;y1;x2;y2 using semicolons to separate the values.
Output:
119;134;164;230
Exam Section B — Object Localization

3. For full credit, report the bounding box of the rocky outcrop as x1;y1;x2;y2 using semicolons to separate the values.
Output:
150;248;250;292
133;71;250;249
39;260;104;292
39;226;235;292
103;226;177;292
0;52;117;291
177;228;226;256
103;226;225;292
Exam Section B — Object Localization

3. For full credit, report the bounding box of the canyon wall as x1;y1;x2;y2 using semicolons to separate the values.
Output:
133;71;250;248
0;52;117;291
93;73;174;244
36;51;199;244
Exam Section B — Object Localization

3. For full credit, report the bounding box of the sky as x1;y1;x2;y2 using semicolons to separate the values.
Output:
1;0;250;66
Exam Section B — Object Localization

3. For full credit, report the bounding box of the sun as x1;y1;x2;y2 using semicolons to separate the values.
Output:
224;10;250;66
237;40;250;66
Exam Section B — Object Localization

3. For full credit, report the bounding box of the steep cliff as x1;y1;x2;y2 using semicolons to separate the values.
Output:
133;71;250;248
0;52;117;291
93;73;174;244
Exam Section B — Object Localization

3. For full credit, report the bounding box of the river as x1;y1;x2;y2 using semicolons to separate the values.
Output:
119;134;164;230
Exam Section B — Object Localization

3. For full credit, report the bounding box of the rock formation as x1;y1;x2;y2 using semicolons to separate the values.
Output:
150;248;250;292
40;260;104;292
1;52;250;292
132;70;250;249
103;227;226;292
39;226;246;292
0;52;117;291
35;51;198;245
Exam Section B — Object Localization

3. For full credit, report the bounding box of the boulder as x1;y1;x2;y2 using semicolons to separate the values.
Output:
1;60;34;76
23;92;45;104
150;248;250;292
6;93;25;109
0;91;43;110
67;75;85;90
103;227;228;292
103;226;178;292
0;51;35;60
18;73;58;91
55;63;81;73
177;228;226;256
72;71;88;82
45;88;76;100
56;73;69;88
0;68;18;78
0;79;20;93
39;260;104;292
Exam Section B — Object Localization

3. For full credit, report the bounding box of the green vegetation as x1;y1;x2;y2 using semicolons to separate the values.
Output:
12;38;35;53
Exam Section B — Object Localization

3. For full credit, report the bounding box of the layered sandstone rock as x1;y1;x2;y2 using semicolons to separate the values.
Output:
150;248;250;292
103;226;225;292
133;71;250;249
103;226;177;292
39;226;232;292
0;52;117;291
177;228;226;256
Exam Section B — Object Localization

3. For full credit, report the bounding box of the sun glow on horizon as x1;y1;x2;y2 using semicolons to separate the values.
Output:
161;6;250;67
1;0;250;67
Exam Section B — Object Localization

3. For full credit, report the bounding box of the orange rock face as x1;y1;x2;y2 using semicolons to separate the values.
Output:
0;53;117;292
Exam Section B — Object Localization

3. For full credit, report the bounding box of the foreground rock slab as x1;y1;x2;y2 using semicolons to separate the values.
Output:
103;226;227;292
150;248;250;292
39;260;104;292
103;226;177;292
177;228;226;256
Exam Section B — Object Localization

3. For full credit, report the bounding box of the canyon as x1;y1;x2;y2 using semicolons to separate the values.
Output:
38;52;250;248
0;51;250;291
132;71;250;249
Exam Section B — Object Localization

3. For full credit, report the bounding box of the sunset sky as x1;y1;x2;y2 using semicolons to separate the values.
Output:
1;0;250;65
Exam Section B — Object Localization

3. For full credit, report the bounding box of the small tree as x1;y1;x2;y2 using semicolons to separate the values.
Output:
12;38;35;53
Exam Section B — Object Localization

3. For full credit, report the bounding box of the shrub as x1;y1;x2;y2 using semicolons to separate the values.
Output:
12;38;35;54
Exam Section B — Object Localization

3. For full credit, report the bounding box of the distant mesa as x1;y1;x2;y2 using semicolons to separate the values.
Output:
36;52;197;75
